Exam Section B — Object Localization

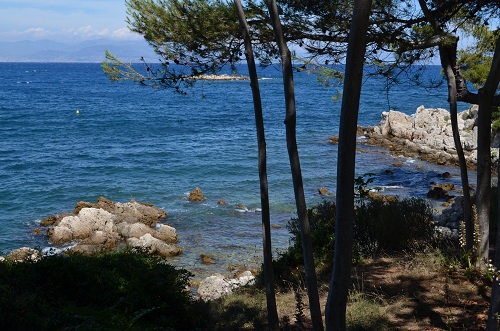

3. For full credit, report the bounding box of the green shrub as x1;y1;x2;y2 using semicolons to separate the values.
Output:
272;201;336;286
354;197;435;255
492;107;500;132
0;250;207;330
273;197;436;286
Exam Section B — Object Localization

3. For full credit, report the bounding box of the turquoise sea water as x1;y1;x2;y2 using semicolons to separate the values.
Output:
0;63;474;278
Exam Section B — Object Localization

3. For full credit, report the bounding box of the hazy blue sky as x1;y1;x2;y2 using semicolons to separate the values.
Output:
0;0;140;42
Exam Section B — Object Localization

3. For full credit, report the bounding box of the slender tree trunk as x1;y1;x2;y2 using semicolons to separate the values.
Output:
477;36;500;266
484;35;500;331
439;44;474;252
264;0;323;329
325;0;372;330
417;0;474;252
477;87;493;264
233;1;279;329
488;157;500;331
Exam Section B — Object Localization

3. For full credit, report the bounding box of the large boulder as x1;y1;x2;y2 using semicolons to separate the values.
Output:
113;200;166;227
116;222;153;239
127;233;182;257
197;271;256;301
49;208;115;243
153;224;178;243
378;110;413;138
74;197;167;227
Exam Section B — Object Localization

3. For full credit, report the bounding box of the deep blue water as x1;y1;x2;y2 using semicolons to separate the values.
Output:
0;62;474;278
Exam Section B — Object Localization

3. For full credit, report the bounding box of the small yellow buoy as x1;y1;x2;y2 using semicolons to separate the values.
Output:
76;109;80;115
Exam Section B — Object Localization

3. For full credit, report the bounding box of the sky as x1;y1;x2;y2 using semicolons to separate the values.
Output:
0;0;141;42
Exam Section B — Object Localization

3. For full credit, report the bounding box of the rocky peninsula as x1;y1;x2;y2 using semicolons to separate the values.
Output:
336;105;499;168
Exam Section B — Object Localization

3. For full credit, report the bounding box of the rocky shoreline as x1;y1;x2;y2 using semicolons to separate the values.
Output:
2;192;257;301
331;105;499;169
328;104;500;249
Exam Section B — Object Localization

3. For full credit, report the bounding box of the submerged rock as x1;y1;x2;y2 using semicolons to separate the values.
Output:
318;187;331;195
427;182;456;200
188;187;205;202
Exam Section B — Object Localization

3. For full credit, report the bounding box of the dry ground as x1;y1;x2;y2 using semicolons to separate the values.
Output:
267;252;491;330
349;254;490;330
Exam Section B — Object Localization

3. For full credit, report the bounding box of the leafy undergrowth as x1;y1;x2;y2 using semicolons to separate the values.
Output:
0;249;210;330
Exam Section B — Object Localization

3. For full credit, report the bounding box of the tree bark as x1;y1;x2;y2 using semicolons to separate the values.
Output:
477;35;500;267
456;73;500;106
417;0;474;252
233;1;279;329
477;88;493;264
264;0;323;330
442;48;474;252
484;35;500;331
488;157;500;331
325;0;372;330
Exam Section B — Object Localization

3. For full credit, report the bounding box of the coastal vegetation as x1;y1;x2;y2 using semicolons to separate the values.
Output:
0;195;494;330
100;0;500;329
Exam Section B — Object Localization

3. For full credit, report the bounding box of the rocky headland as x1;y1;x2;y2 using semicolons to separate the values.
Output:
330;105;500;243
3;106;496;301
333;105;499;168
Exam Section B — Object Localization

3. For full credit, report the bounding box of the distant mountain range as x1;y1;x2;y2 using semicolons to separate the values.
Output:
0;39;159;63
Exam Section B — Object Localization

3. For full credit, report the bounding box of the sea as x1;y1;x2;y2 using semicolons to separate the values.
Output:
0;62;476;279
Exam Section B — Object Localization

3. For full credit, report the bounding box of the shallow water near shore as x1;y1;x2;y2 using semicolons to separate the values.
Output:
0;62;477;279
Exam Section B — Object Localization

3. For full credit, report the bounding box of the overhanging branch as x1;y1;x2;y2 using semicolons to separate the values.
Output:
456;71;500;105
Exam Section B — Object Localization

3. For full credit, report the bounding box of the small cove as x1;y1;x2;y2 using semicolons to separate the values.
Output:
0;62;477;279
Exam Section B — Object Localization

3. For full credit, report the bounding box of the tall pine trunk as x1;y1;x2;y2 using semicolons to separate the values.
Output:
234;1;279;329
264;0;323;329
483;36;500;331
325;0;372;330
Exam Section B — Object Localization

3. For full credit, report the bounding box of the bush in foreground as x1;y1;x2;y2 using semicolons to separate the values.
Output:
273;197;436;286
0;249;207;330
354;197;436;255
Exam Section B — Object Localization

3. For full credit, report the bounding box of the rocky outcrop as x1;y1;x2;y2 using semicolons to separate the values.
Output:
196;271;256;301
318;187;331;195
127;233;180;257
434;196;466;240
427;182;457;200
5;247;41;262
41;197;181;257
197;74;249;81
361;105;498;168
188;187;205;202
